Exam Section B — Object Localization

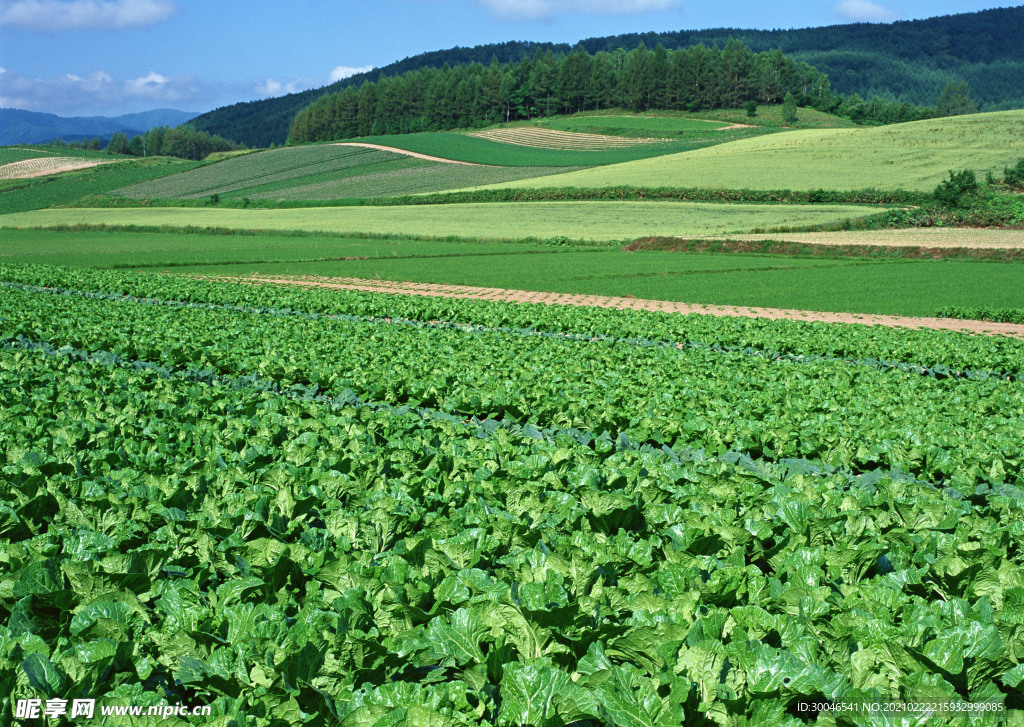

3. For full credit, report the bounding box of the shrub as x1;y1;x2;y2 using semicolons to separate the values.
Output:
1005;158;1024;190
934;169;978;208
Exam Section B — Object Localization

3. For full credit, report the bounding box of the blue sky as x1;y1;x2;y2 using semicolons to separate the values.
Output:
0;0;1015;117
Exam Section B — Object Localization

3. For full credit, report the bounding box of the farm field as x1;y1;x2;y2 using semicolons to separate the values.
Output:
111;144;576;201
0;201;886;240
4;98;1024;726
470;109;1024;192
182;257;1024;317
716;228;1024;249
0;155;201;214
340;130;733;166
4;228;1024;317
3;264;1023;724
0;229;556;268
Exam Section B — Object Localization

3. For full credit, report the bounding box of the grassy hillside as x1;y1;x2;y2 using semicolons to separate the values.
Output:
340;132;704;166
534;106;858;134
0;201;884;241
0;155;201;214
470;110;1024;193
110;144;579;201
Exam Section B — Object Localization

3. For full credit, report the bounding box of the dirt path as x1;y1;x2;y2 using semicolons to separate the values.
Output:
239;275;1024;339
329;143;491;166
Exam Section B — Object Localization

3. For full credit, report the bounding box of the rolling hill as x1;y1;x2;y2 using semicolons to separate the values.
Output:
190;6;1024;147
464;110;1024;193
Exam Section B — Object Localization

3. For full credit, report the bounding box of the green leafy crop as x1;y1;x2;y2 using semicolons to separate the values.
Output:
2;264;1022;726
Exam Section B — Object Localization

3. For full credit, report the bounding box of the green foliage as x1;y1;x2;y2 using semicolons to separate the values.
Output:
744;100;758;117
936;80;979;117
936;306;1024;324
288;41;832;144
934;169;978;209
115;124;244;161
781;92;798;124
2;266;1024;723
1004;158;1024;190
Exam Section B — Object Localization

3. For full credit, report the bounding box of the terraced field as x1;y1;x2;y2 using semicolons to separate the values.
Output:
472;109;1024;192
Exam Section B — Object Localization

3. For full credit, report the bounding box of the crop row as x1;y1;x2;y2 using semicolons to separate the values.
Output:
4;279;1023;493
3;338;1022;724
3;264;1022;376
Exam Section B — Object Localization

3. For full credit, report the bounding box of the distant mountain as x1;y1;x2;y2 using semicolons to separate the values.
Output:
0;108;198;146
190;5;1024;148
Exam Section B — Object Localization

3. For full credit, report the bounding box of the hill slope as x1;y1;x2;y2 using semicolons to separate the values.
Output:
464;110;1024;193
190;7;1024;147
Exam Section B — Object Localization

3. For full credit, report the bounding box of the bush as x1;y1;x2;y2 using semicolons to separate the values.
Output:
934;169;978;208
1005;158;1024;190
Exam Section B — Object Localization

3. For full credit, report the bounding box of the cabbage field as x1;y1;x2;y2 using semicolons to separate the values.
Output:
2;265;1023;726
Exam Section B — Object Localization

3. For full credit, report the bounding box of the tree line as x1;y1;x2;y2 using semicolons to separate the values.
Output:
104;125;244;160
288;41;938;144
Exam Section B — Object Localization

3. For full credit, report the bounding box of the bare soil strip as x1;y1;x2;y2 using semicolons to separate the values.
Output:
470;127;669;149
329;143;490;166
0;157;116;179
239;275;1024;339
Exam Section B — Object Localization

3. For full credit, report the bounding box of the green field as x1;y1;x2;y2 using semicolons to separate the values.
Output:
0;229;555;268
0;201;885;240
344;131;711;166
0;155;201;213
535;115;732;136
5;228;1024;317
110;144;577;201
470;109;1024;192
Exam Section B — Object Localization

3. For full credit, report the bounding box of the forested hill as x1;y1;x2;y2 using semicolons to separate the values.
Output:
190;5;1024;147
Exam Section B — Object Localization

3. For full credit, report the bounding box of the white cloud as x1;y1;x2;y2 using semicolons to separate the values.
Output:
0;67;213;114
834;0;900;23
255;65;376;99
0;0;177;31
477;0;679;21
328;65;374;83
254;78;309;98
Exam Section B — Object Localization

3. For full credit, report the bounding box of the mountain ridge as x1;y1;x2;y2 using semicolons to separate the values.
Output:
0;108;197;146
188;6;1024;147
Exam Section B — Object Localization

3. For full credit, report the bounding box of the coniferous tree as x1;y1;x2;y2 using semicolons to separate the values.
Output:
936;80;978;116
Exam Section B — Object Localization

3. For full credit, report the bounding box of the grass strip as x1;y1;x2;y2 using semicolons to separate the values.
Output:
626;237;1024;262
